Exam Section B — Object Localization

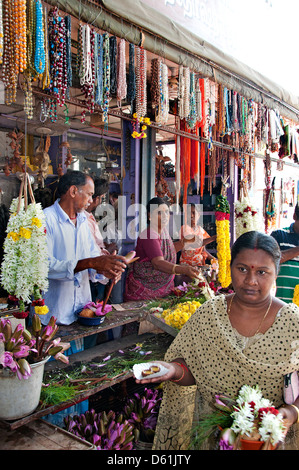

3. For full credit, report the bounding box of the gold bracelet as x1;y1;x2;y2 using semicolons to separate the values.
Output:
172;264;178;275
289;404;299;423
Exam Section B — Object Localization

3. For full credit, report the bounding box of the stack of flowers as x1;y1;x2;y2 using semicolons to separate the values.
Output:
120;388;163;443
234;196;261;239
0;315;69;380
215;194;231;288
161;299;202;330
148;276;215;331
0;197;49;318
192;385;285;450
64;409;135;450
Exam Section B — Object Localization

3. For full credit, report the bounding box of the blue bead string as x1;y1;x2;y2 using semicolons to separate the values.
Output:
34;0;45;74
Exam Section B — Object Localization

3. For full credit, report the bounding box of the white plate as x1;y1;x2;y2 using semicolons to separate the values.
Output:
132;362;168;380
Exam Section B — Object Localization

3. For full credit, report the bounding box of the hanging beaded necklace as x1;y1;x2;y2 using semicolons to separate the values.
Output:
80;24;95;123
157;62;169;125
150;57;161;114
42;5;50;90
135;46;147;118
0;0;3;65
2;0;17;104
109;35;117;95
15;0;26;73
186;71;197;129
178;66;190;120
48;8;67;120
102;32;110;128
116;38;126;104
34;0;45;75
65;15;72;99
127;43;136;109
94;33;103;106
48;8;68;112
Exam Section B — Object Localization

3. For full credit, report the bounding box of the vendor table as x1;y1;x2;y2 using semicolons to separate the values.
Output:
0;301;176;440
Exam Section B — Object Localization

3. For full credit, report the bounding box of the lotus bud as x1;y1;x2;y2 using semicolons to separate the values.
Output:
48;345;63;356
2;320;12;342
215;394;235;412
22;328;32;343
54;351;69;364
219;428;236;450
17;358;32;379
32;315;42;334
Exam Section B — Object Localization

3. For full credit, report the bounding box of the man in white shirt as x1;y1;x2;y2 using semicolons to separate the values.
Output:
41;170;127;325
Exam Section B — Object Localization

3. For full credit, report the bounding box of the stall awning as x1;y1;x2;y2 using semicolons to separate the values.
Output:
48;0;299;121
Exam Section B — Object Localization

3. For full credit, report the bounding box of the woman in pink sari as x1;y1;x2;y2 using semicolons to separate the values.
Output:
124;197;199;301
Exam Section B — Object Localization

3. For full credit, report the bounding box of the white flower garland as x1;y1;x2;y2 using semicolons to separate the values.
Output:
0;198;49;304
234;197;262;239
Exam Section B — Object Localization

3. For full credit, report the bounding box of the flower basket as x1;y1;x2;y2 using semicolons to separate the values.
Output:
0;356;49;420
192;385;286;450
0;315;69;420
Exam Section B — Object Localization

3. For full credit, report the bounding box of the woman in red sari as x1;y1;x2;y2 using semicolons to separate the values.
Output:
124;197;199;301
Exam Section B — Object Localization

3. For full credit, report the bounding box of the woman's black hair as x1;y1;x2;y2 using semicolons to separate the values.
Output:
231;231;281;273
93;177;109;198
56;170;88;198
146;197;169;224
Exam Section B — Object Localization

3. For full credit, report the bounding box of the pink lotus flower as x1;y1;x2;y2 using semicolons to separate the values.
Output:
0;351;18;371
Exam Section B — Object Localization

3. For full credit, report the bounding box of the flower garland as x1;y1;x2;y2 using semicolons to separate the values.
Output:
131;113;151;139
0;197;49;317
234;196;261;239
215;194;231;288
293;285;299;307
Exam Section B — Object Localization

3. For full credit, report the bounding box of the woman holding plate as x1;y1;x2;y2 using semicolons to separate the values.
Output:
135;231;299;450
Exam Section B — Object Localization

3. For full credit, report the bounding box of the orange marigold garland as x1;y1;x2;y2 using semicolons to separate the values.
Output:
215;194;231;288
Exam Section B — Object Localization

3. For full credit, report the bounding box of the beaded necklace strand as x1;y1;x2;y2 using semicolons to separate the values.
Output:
34;0;45;75
102;32;110;128
42;5;50;90
109;35;117;95
127;43;135;109
116;38;126;104
0;0;3;65
65;15;72;99
2;0;17;104
94;32;103;106
136;46;147;118
186;71;197;129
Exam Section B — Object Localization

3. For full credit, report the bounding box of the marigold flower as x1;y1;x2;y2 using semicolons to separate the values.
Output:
31;217;42;228
19;227;31;239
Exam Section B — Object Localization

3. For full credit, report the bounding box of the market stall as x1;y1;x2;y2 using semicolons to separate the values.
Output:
0;0;299;451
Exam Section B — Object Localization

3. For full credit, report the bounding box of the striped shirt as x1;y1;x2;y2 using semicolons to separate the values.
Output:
271;223;299;303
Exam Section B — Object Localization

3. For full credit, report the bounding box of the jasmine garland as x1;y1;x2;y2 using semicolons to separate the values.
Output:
0;198;49;309
234;197;261;239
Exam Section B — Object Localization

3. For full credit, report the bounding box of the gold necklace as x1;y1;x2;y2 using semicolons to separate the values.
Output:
227;293;273;337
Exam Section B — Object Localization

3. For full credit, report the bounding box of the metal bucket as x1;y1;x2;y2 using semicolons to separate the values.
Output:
0;356;49;420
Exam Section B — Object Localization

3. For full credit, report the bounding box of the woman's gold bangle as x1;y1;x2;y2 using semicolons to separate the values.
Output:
172;264;178;275
289;404;299;423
